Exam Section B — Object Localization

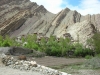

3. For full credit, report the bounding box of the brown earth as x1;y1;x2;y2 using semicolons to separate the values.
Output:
29;56;100;75
30;56;85;66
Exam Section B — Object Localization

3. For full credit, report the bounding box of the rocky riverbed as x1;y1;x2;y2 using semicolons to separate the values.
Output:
0;54;71;75
0;53;100;75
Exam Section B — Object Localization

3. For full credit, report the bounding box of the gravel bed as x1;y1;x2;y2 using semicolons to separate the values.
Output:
0;54;71;75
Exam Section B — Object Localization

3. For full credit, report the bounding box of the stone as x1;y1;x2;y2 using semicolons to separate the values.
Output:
11;47;33;56
15;62;19;65
0;47;13;55
30;61;37;67
18;55;27;60
61;72;68;75
0;47;34;56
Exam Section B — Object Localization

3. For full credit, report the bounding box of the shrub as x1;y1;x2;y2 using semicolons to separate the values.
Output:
85;55;92;59
74;43;83;57
0;34;96;57
87;32;100;54
0;35;3;46
0;35;16;47
2;40;10;47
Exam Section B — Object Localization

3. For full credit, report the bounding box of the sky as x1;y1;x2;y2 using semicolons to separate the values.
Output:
30;0;100;15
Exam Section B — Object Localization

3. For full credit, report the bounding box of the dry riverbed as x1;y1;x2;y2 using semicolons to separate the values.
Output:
0;56;100;75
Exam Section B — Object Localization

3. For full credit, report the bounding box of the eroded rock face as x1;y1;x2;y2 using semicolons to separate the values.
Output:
0;0;100;44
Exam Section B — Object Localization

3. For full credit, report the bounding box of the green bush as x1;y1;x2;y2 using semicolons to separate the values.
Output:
2;40;10;47
0;34;96;57
0;35;3;46
73;43;94;57
0;35;17;47
85;55;92;59
87;32;100;54
74;43;83;57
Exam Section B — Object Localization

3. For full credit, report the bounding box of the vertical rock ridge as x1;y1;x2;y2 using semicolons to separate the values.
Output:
0;0;100;44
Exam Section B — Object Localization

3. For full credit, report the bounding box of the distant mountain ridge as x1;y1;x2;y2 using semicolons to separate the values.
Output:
0;0;100;44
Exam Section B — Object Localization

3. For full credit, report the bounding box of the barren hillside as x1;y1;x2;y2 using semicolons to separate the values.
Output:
0;0;100;44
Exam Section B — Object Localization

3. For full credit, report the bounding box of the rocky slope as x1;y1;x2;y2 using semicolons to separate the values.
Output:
0;0;100;44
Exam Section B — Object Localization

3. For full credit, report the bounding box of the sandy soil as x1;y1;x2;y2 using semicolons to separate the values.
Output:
31;56;85;66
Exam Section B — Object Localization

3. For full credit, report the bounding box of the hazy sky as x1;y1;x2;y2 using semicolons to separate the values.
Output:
30;0;100;15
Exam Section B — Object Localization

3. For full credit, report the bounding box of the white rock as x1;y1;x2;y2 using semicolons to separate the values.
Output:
23;42;28;46
10;57;14;60
61;72;68;75
37;64;41;67
1;53;6;58
20;60;24;64
41;66;46;69
30;61;37;65
68;74;71;75
23;64;29;66
15;62;19;65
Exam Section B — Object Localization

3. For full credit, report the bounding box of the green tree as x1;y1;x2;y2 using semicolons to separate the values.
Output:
92;32;100;54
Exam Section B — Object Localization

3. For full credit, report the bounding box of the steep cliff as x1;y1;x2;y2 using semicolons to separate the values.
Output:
0;0;100;44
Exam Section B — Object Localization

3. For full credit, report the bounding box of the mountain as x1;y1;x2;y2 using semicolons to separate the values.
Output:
0;0;100;44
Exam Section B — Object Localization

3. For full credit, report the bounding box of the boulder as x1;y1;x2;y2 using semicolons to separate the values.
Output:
18;55;27;60
11;47;33;56
0;47;33;56
0;47;13;55
0;47;45;57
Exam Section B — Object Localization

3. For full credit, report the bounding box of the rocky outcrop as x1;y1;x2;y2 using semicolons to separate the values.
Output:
0;0;100;44
0;47;45;57
0;47;33;55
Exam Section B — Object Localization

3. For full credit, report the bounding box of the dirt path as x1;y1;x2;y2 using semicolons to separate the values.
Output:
29;56;85;66
28;56;100;75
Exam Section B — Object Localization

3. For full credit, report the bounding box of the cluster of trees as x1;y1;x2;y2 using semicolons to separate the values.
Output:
0;33;100;57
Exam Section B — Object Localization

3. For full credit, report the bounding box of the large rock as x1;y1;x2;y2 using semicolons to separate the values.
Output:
0;47;13;54
10;47;33;55
0;47;45;57
66;20;95;44
0;47;33;55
